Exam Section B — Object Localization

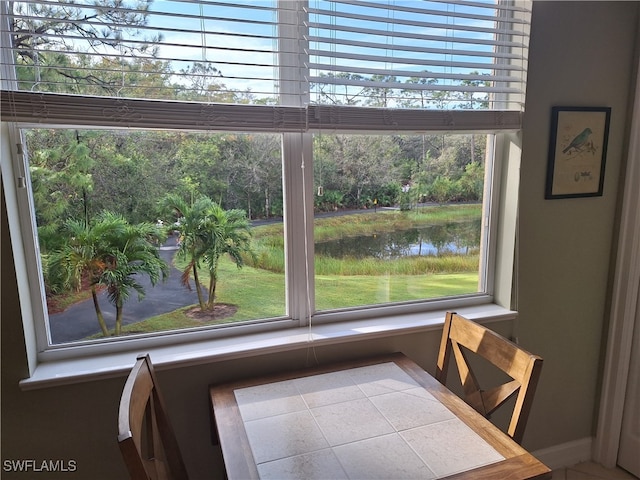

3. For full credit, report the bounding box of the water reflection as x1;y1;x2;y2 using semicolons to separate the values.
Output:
315;220;481;259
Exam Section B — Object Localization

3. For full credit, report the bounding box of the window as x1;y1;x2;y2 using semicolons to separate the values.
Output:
0;1;530;358
313;132;491;314
23;128;287;345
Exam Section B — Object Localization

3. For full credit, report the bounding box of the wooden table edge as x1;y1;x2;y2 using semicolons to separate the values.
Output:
440;454;552;480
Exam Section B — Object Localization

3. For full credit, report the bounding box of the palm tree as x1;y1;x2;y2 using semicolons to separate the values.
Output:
99;218;169;335
161;194;253;311
49;212;167;336
200;203;253;310
161;194;212;310
49;213;126;336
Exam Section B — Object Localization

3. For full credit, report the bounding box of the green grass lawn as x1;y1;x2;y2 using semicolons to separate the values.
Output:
315;272;478;310
121;260;478;336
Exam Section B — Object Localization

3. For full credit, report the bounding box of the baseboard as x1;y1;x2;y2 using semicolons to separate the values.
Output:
531;437;593;471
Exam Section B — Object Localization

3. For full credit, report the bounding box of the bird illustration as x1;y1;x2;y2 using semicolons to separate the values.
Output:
562;127;593;154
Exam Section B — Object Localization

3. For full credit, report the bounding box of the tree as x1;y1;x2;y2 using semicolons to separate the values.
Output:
173;134;228;206
327;135;400;208
11;0;160;93
86;56;178;99
161;194;211;310
457;72;491;110
161;194;253;311
400;74;438;108
178;62;235;103
26;129;96;260
48;211;167;336
231;134;281;219
363;75;398;107
98;215;168;335
457;162;484;201
49;215;120;336
84;130;177;223
313;72;368;105
200;204;253;310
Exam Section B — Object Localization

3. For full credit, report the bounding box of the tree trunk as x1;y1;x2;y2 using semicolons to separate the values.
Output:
207;270;218;310
470;135;476;164
114;304;123;336
91;286;109;336
193;264;206;310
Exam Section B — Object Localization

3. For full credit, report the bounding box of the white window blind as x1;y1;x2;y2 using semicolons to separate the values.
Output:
1;0;531;131
306;0;530;111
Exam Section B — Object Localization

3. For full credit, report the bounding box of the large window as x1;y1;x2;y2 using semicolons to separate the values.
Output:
23;128;287;345
0;1;530;355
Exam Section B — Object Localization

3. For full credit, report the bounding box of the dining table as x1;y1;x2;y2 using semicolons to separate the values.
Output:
209;352;552;480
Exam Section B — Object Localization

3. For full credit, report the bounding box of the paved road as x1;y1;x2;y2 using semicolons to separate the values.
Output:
49;235;200;344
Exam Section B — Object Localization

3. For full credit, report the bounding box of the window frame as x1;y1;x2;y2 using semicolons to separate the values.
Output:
2;121;505;358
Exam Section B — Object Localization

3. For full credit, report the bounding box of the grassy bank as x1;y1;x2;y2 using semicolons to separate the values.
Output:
250;204;481;274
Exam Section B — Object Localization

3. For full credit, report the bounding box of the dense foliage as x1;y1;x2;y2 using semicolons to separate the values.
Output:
27;129;485;225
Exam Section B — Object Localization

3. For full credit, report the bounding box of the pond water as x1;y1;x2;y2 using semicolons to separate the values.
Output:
315;219;481;259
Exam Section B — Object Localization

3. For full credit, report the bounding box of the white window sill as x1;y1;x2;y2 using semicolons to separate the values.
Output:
19;303;516;390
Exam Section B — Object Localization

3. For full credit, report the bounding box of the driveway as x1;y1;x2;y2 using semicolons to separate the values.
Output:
48;235;200;344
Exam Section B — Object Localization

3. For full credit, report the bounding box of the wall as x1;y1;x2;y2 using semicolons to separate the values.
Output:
518;1;639;450
1;3;639;479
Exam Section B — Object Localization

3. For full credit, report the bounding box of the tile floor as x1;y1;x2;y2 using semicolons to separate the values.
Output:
552;462;638;479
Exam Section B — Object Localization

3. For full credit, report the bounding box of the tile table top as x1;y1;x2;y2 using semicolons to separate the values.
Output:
234;362;504;479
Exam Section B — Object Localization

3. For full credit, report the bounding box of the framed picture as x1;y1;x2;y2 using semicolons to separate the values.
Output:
545;106;611;199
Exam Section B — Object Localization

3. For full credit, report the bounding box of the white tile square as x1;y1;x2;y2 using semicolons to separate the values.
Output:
370;388;456;431
401;418;505;477
257;448;349;480
294;370;365;408
333;433;437;480
235;380;307;421
347;362;420;397
244;410;329;464
311;397;395;446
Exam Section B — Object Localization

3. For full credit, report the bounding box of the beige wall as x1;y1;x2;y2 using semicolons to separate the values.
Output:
518;1;639;450
2;2;639;479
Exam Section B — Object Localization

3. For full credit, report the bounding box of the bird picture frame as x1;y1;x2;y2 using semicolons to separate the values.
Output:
545;106;611;199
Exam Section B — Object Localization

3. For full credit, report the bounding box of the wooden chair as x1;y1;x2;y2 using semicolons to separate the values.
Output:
435;312;543;444
118;354;189;480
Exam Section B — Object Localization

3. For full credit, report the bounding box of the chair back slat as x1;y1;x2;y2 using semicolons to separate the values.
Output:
118;354;189;480
436;312;543;444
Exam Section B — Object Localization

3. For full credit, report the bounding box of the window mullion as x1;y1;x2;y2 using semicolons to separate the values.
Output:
279;0;315;324
282;132;315;324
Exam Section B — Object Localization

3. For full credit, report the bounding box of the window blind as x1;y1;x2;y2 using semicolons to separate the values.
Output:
306;0;530;110
2;0;284;101
1;0;531;132
0;89;309;131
